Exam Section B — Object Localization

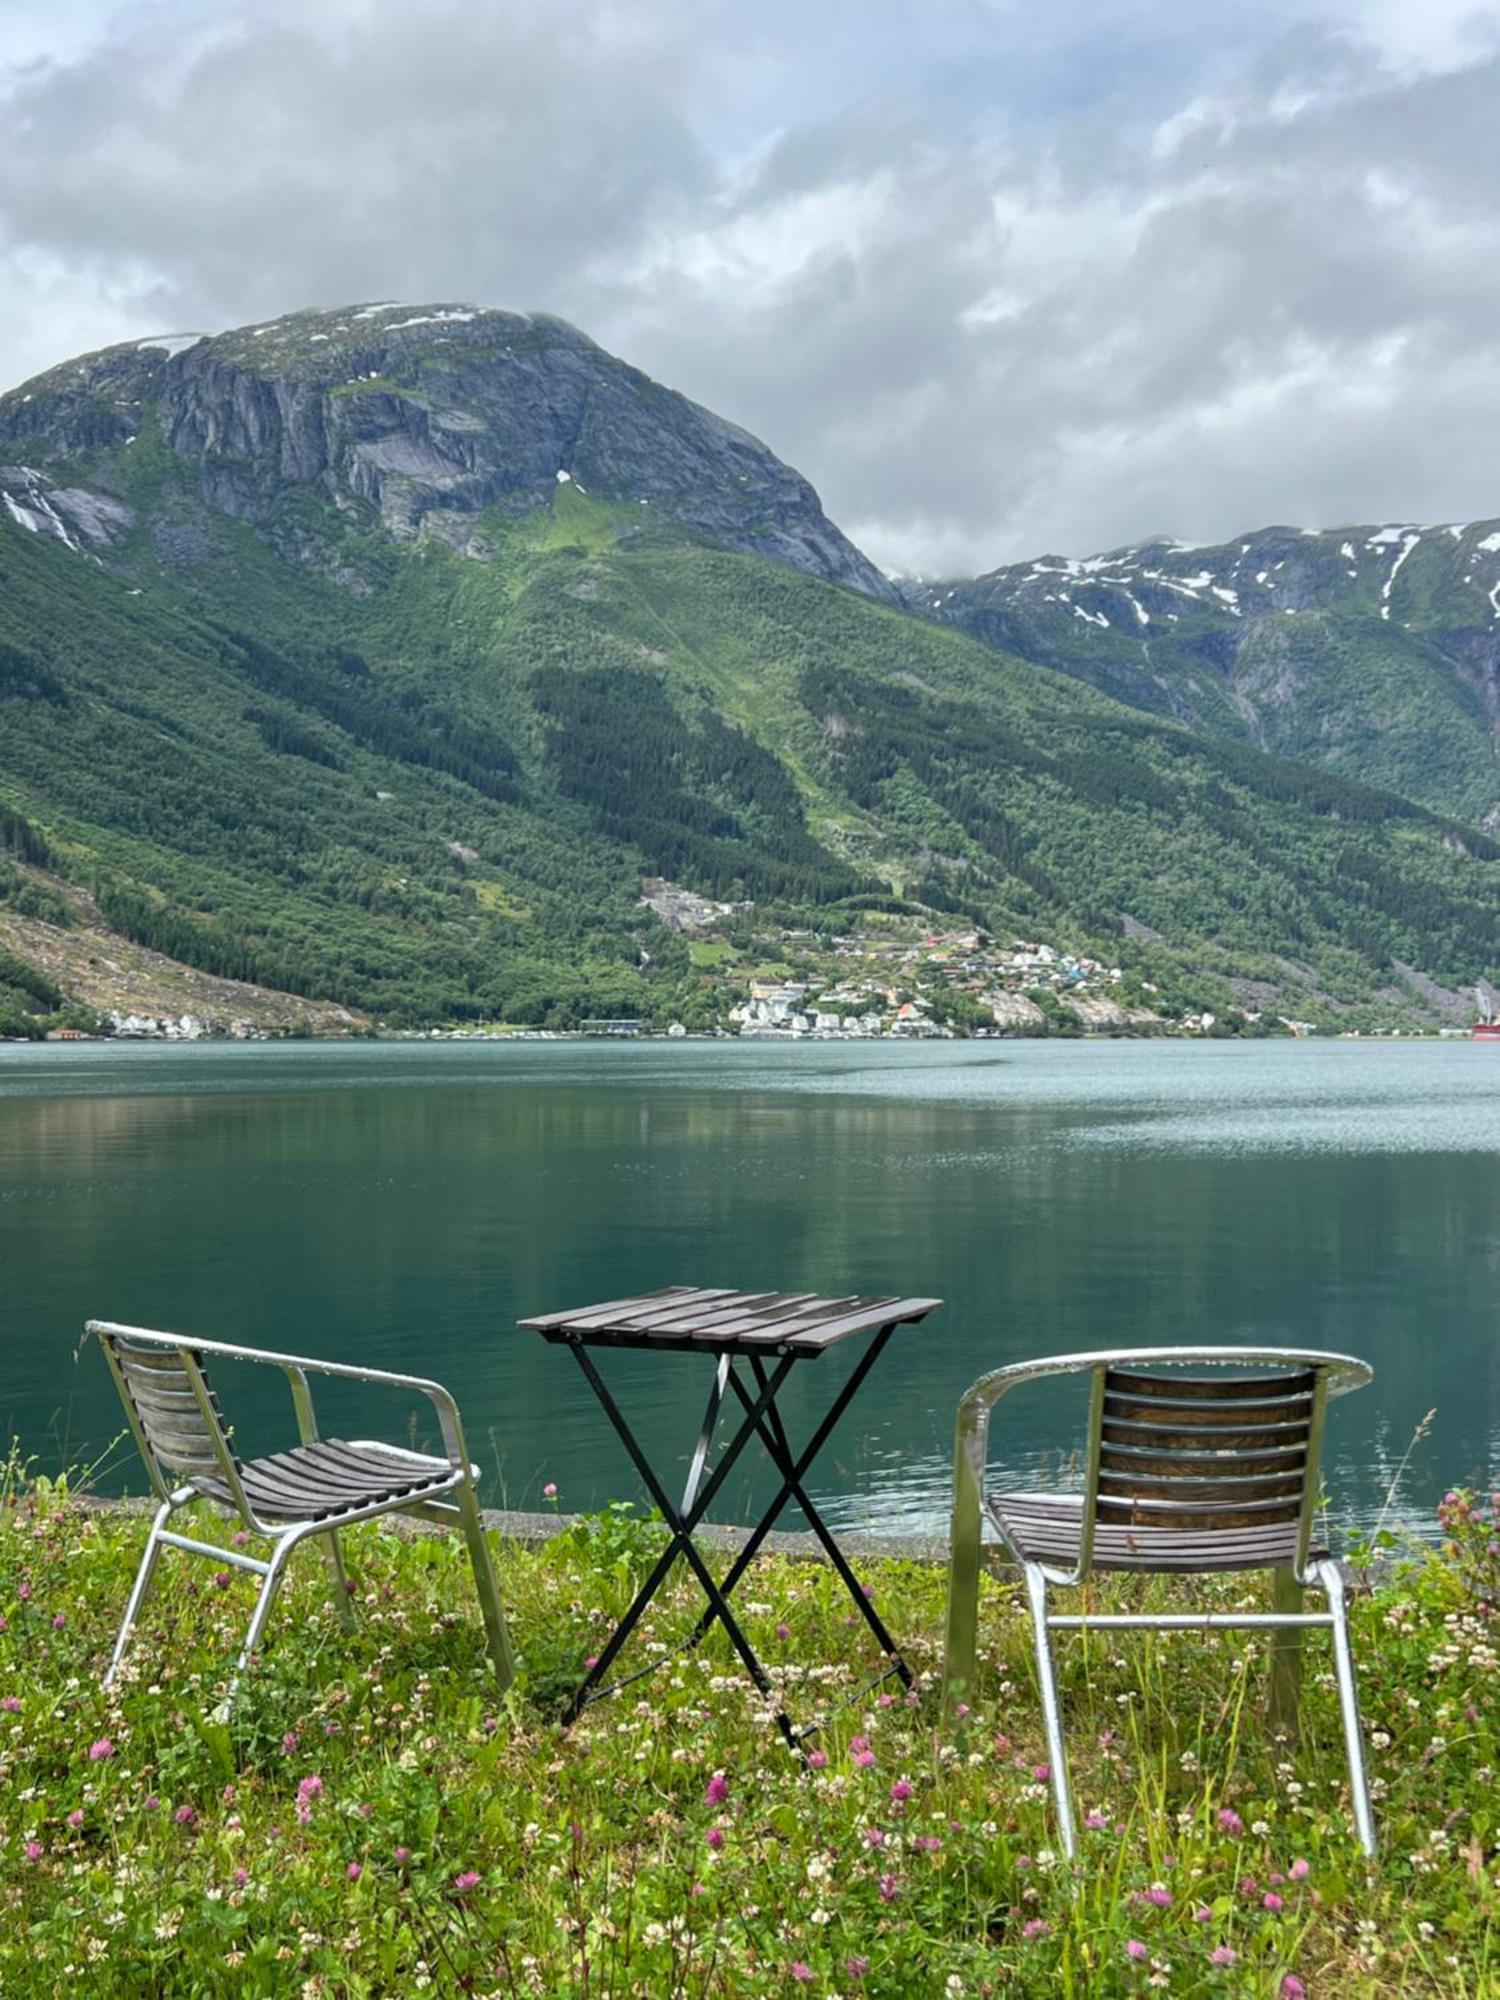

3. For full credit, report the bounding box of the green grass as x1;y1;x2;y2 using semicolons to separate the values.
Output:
4;1456;1499;1996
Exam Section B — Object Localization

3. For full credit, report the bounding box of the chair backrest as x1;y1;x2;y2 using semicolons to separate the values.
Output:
98;1331;247;1513
1083;1356;1331;1575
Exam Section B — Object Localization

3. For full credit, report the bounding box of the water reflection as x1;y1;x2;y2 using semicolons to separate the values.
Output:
2;1040;1497;1534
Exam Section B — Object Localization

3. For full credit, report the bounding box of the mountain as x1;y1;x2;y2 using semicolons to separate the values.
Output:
0;305;894;603
910;525;1500;829
0;305;1497;1033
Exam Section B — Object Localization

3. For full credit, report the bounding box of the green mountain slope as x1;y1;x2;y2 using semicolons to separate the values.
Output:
912;526;1500;828
1;308;1497;1030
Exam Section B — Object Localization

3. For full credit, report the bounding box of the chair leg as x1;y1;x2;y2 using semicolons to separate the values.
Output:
1267;1564;1305;1738
1315;1559;1377;1858
1024;1562;1076;1861
215;1537;296;1720
318;1530;357;1630
103;1500;173;1688
454;1479;516;1691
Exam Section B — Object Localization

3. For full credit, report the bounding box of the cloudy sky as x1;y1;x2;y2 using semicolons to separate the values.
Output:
2;0;1499;574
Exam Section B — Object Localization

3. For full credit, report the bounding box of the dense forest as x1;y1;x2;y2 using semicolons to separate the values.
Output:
0;307;1496;1032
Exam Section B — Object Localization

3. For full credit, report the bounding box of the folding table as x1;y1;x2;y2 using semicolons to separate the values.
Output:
518;1285;943;1748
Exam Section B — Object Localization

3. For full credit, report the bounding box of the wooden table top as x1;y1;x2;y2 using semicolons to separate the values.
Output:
518;1285;943;1357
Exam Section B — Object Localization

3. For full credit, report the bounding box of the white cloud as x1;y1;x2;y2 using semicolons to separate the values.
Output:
1;0;1500;570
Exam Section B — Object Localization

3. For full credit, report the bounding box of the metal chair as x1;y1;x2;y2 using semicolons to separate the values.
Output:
88;1320;516;1711
941;1347;1376;1859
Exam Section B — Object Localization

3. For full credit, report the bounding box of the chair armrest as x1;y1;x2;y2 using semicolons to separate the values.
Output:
84;1323;476;1473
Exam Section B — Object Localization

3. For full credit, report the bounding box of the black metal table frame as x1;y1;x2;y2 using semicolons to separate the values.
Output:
559;1326;913;1749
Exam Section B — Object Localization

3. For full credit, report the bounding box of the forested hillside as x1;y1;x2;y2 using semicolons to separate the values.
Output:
912;526;1500;829
0;307;1496;1030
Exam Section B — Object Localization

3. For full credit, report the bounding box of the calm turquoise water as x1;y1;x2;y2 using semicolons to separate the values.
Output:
2;1038;1497;1535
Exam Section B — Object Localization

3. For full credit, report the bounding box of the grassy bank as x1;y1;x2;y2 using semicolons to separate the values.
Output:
2;1465;1496;1997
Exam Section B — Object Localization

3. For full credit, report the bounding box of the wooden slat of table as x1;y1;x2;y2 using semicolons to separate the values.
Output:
771;1296;942;1352
686;1294;874;1346
518;1287;942;1354
605;1290;810;1340
519;1285;701;1333
550;1287;741;1334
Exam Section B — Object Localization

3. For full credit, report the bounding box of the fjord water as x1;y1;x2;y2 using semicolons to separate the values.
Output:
2;1039;1497;1536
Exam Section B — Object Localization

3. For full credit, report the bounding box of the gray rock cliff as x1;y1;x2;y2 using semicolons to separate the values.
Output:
0;303;897;601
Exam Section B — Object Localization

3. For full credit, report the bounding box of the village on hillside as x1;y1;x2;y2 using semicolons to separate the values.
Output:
638;882;1240;1040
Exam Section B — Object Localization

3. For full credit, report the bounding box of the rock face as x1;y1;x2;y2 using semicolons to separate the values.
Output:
0;303;897;601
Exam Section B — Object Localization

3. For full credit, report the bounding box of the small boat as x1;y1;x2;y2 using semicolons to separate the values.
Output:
1475;982;1500;1042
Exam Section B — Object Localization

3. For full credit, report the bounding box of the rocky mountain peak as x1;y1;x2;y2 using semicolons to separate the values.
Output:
0;303;896;600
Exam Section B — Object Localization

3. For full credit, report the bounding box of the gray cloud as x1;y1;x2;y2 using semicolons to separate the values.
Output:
2;0;1499;571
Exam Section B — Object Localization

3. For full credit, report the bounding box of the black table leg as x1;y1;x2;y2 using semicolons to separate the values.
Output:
688;1327;898;1632
560;1340;802;1744
714;1355;913;1687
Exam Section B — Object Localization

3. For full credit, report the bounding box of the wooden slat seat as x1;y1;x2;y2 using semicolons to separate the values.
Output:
191;1441;455;1524
988;1492;1327;1574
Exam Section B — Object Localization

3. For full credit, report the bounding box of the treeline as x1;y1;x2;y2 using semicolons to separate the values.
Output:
0;639;68;707
96;886;305;994
216;630;520;801
533;663;863;904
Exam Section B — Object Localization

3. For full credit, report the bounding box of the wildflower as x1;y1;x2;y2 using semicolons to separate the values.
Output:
1144;1884;1173;1908
394;1847;411;1865
891;1778;913;1803
24;1841;43;1861
542;1483;557;1499
213;1571;231;1590
88;1738;115;1761
1084;1809;1110;1830
789;1966;813;1985
706;1827;725;1851
808;1750;828;1770
297;1775;324;1803
1023;1919;1051;1940
878;1873;900;1902
1263;1892;1284;1913
1033;1763;1050;1781
1194;1905;1213;1923
1289;1858;1310;1881
174;1804;196;1827
52;1613;65;1629
705;1772;729;1806
865;1826;886;1847
454;1871;481;1893
66;1810;84;1830
1126;1940;1149;1961
144;1795;160;1813
1281;1980;1307;2000
846;1958;870;1981
1210;1947;1238;1968
281;1731;299;1756
1217;1808;1244;1835
850;1735;876;1769
1;1696;19;1712
346;1862;362;1882
232;1869;248;1889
